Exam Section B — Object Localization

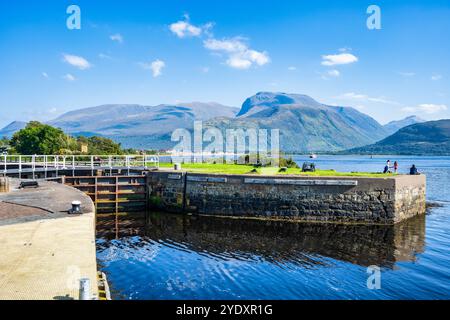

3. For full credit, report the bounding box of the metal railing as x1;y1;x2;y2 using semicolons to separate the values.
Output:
1;154;159;179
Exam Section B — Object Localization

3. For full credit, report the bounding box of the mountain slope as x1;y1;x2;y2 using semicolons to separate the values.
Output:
347;119;450;155
0;121;27;138
48;103;239;137
206;92;388;152
383;115;425;135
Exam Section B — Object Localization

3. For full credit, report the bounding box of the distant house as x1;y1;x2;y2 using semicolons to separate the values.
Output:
80;143;88;154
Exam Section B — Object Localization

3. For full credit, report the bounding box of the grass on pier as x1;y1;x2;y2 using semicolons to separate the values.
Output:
158;162;396;177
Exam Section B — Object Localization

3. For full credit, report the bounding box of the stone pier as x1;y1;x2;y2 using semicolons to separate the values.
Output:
147;172;426;224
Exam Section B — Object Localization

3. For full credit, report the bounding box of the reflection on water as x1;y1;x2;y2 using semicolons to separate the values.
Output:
97;213;425;269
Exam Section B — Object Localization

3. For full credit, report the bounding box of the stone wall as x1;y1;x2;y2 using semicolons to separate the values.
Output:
394;174;426;223
146;171;426;224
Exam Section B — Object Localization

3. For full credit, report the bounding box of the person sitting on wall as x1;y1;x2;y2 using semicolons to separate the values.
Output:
410;164;419;175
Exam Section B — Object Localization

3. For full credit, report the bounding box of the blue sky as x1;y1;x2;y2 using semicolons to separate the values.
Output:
0;0;449;127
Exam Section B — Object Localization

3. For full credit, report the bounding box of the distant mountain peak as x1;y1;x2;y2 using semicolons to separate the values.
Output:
405;115;425;122
384;115;426;135
237;92;322;117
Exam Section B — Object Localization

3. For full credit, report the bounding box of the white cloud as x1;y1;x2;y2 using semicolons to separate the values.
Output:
42;72;49;78
327;69;340;77
203;38;269;70
431;74;442;81
204;38;246;52
110;33;123;43
169;19;202;38
321;53;358;66
170;16;267;70
140;59;166;77
398;71;415;77
402;104;447;114
62;54;91;70
98;53;112;59
170;16;268;70
287;66;297;71
63;73;76;81
319;69;341;80
337;92;368;100
227;56;252;69
335;92;400;105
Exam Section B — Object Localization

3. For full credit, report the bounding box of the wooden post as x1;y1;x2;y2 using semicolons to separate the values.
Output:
0;177;10;193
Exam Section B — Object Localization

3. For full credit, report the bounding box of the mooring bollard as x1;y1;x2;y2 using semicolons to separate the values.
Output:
69;200;82;214
174;163;181;171
79;278;91;300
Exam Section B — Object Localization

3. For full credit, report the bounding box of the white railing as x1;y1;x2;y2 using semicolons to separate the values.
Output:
1;154;159;179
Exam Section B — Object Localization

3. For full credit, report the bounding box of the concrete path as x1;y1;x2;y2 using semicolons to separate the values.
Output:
0;180;98;300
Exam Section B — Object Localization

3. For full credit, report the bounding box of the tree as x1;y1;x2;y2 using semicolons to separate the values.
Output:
9;121;125;155
10;121;76;154
0;136;9;147
77;136;123;155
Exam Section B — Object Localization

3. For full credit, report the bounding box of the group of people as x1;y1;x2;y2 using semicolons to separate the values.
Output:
383;160;398;174
383;160;420;175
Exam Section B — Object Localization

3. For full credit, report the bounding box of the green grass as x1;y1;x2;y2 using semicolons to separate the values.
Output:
159;162;396;177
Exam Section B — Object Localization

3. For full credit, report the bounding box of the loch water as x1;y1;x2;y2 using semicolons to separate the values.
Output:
96;155;450;299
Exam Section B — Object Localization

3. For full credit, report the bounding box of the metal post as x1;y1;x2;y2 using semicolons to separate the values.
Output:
72;155;75;177
79;278;91;300
55;156;59;177
18;155;22;180
32;155;36;180
91;156;94;176
44;155;48;179
3;154;6;175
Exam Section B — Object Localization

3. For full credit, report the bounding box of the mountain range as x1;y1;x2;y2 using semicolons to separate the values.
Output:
347;119;450;155
0;92;427;152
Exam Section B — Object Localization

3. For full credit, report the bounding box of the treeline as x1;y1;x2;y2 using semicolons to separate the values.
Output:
1;121;132;155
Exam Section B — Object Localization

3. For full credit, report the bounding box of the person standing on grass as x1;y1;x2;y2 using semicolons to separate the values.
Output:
394;161;398;173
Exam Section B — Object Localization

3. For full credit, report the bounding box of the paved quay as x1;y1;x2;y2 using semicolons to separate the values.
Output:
0;179;98;300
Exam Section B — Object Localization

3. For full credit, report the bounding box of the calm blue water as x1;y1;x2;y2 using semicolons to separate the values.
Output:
96;155;450;299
